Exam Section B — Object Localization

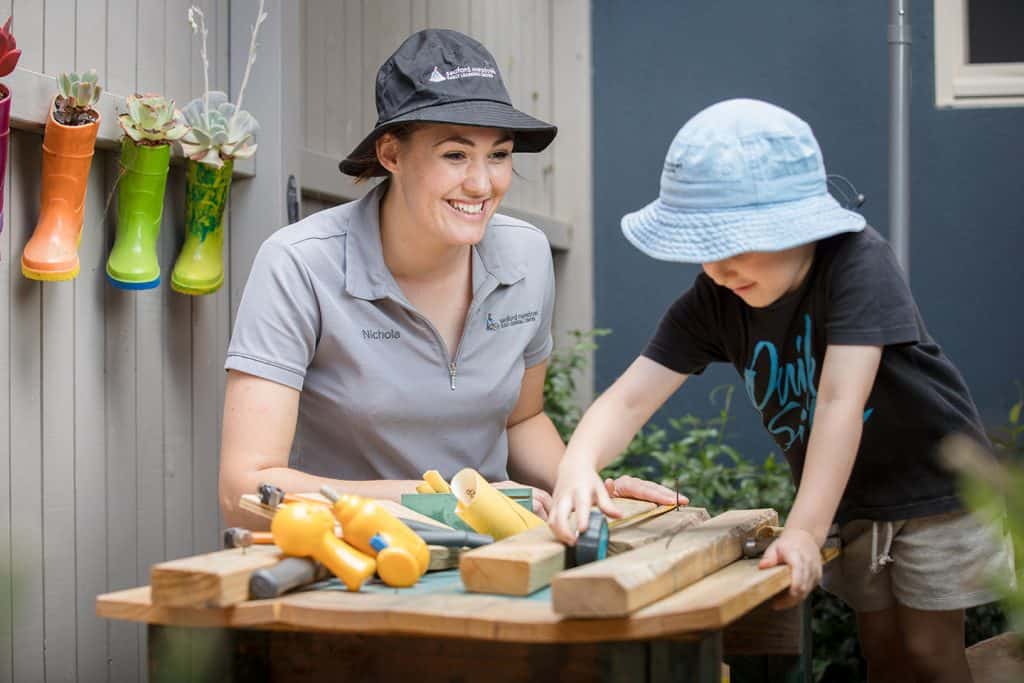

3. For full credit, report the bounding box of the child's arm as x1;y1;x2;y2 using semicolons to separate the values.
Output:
548;356;689;543
762;343;882;608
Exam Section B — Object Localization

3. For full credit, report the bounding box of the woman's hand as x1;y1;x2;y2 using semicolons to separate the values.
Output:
603;475;685;507
758;528;823;609
493;481;553;520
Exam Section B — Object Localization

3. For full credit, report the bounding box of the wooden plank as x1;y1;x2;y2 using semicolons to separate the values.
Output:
40;5;78;682
8;128;45;683
0;5;12;681
105;0;137;98
150;546;283;607
607;506;710;554
460;522;564;596
339;0;365;160
97;586;278;629
104;152;141;683
98;554;806;641
461;502;703;597
73;4;110;679
549;0;594;400
551;509;779;618
138;0;167;92
322;0;346;156
162;0;195;572
361;0;412;134
0;0;10;676
426;0;470;33
162;162;194;560
304;0;327;153
410;0;428;32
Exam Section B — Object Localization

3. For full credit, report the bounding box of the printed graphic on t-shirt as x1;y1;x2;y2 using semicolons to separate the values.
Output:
744;314;871;451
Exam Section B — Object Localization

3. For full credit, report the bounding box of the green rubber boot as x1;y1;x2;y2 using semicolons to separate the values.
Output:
106;139;171;289
171;158;233;295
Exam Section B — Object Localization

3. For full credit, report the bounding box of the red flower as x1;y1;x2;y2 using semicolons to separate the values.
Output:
0;16;22;79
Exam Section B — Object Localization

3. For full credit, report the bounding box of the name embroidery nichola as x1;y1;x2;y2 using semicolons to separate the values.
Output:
362;328;402;341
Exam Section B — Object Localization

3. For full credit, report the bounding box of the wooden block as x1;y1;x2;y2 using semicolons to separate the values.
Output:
150;546;283;607
427;545;461;571
460;502;705;597
607;507;710;554
551;509;778;618
460;523;566;596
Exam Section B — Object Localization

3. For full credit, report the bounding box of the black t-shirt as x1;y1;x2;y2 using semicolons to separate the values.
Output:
643;226;987;525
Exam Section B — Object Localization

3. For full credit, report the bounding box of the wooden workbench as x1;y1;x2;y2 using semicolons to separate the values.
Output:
97;556;811;682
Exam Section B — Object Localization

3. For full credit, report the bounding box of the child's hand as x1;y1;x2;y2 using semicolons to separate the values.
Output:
758;528;822;610
603;475;686;507
549;458;621;544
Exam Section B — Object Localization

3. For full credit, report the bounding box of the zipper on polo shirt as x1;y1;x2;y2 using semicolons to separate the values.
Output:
386;275;499;391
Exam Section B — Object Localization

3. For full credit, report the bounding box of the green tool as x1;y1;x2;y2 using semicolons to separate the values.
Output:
568;509;609;567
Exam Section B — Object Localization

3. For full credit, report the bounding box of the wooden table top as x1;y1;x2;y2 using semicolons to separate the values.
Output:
96;557;794;644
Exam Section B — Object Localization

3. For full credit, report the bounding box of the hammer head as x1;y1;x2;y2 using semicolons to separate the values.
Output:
258;483;285;508
223;527;254;549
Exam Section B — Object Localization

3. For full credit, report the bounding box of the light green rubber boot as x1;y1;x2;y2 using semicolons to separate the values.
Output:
170;158;233;295
106;138;171;289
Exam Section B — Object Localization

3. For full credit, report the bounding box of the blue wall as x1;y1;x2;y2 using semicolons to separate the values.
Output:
592;1;1024;460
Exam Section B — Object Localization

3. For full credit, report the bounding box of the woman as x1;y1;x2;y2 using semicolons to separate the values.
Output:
219;29;676;528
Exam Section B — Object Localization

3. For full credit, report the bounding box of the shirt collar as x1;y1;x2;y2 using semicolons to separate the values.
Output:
345;182;526;301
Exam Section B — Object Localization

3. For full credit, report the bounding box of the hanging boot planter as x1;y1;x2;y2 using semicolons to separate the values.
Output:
172;4;265;296
170;155;233;295
0;16;23;243
21;70;102;281
106;94;188;289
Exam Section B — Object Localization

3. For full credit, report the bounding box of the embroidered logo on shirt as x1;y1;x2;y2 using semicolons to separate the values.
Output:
485;310;539;332
362;328;402;341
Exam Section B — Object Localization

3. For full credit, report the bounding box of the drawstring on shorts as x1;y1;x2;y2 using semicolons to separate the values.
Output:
870;521;895;574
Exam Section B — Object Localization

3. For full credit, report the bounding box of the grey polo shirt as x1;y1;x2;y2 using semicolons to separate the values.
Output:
225;183;555;482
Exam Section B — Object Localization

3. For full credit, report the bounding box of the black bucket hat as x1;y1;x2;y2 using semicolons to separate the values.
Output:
339;29;558;177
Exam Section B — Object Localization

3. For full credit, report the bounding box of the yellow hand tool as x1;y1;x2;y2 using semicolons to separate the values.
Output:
270;501;376;591
321;486;430;588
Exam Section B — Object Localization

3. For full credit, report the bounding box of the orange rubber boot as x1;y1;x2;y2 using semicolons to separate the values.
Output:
21;100;100;281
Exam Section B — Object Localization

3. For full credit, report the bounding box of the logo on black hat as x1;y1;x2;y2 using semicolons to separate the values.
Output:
428;67;446;83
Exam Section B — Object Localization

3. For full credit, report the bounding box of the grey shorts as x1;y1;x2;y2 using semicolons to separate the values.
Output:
821;510;1016;613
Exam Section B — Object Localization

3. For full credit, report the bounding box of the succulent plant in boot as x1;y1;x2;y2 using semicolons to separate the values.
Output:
55;70;102;125
179;91;258;167
0;16;22;78
118;94;189;146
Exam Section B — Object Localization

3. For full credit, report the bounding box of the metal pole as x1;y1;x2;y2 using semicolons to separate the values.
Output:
888;0;912;276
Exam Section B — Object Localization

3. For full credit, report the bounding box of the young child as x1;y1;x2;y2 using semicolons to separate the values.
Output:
549;99;1013;683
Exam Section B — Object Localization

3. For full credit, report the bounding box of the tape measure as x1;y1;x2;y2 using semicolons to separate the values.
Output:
567;509;609;567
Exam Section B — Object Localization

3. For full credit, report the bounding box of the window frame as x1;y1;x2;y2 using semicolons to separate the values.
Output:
934;0;1024;108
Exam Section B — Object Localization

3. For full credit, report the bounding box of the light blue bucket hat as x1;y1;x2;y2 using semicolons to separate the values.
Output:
621;98;865;263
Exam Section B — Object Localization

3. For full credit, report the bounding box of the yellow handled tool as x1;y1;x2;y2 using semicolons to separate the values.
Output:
322;486;430;588
271;501;376;591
